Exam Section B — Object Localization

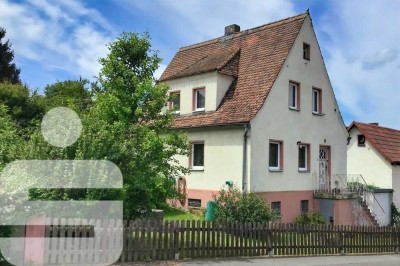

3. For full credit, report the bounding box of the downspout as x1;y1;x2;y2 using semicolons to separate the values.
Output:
242;123;250;192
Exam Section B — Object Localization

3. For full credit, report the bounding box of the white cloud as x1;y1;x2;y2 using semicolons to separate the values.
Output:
117;0;297;45
362;49;398;70
321;1;400;129
0;0;114;81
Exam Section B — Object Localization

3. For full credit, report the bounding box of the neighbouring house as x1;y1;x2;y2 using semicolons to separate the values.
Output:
159;11;369;224
347;121;400;211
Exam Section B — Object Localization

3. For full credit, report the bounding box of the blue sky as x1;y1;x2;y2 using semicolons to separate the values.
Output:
1;0;399;128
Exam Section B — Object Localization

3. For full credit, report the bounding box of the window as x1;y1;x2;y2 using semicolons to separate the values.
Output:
269;141;283;171
358;135;366;146
170;91;180;113
188;198;201;208
298;143;310;172
191;142;204;170
193;88;205;111
312;88;322;114
289;82;300;110
301;200;309;214
271;202;281;215
303;43;310;60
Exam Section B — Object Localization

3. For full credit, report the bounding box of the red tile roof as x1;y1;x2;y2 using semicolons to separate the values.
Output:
160;12;309;129
349;121;400;165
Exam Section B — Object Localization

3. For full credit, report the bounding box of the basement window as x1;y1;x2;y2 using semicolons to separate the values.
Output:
188;198;201;208
271;201;281;215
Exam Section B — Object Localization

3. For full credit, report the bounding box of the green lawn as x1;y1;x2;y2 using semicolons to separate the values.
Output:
163;208;205;221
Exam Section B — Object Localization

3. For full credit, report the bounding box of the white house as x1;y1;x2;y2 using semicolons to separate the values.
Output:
348;121;400;209
160;11;350;223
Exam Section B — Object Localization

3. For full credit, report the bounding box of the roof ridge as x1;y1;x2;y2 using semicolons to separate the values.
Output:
355;121;400;133
179;11;308;52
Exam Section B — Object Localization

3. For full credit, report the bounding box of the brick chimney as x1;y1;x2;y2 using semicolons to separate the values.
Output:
225;24;240;36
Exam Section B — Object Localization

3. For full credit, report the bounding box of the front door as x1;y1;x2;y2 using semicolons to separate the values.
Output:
319;146;330;191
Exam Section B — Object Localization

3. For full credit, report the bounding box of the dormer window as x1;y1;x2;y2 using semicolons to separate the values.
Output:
303;43;310;60
193;87;205;112
170;91;180;113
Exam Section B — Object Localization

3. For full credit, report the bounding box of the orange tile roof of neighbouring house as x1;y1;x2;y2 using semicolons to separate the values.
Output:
349;121;400;165
159;12;309;129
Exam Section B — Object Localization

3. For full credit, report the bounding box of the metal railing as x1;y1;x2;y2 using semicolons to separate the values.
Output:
314;173;385;226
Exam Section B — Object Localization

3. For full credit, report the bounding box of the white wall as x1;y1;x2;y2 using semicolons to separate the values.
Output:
249;16;348;192
164;72;234;114
174;126;245;191
347;127;392;188
393;166;400;208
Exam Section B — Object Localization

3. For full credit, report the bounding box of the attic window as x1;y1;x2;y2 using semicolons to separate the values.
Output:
303;43;310;60
358;135;366;146
193;87;205;112
289;81;300;110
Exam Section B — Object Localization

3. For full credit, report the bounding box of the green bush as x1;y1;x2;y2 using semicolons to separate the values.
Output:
295;211;325;224
212;185;278;223
391;203;400;226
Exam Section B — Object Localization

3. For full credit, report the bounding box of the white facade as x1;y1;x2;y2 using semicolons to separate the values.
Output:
165;72;234;114
250;16;347;192
164;15;348;214
347;127;392;188
173;126;245;191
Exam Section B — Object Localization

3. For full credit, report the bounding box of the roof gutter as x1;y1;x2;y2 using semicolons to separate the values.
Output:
242;123;250;192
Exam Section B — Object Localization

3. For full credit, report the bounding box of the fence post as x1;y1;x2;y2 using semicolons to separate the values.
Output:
339;225;345;255
268;223;273;257
173;221;180;260
396;227;400;254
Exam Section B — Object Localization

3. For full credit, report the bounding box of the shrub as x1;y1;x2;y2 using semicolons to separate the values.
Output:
391;203;400;226
212;185;278;223
295;211;325;224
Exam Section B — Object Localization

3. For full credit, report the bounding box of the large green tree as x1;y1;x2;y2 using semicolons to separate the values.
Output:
22;32;189;219
0;27;20;84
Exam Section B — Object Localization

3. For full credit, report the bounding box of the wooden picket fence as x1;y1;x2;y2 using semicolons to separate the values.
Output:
43;218;400;264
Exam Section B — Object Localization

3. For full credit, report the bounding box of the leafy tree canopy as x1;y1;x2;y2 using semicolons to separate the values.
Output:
0;27;20;84
43;78;93;113
0;82;44;129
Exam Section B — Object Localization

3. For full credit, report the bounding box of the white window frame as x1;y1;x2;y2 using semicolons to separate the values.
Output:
312;88;321;114
269;141;281;171
298;144;308;171
191;142;204;170
289;82;299;110
170;91;180;114
194;88;205;112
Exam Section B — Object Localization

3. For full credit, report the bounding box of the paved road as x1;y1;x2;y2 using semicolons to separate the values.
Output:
115;254;400;266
